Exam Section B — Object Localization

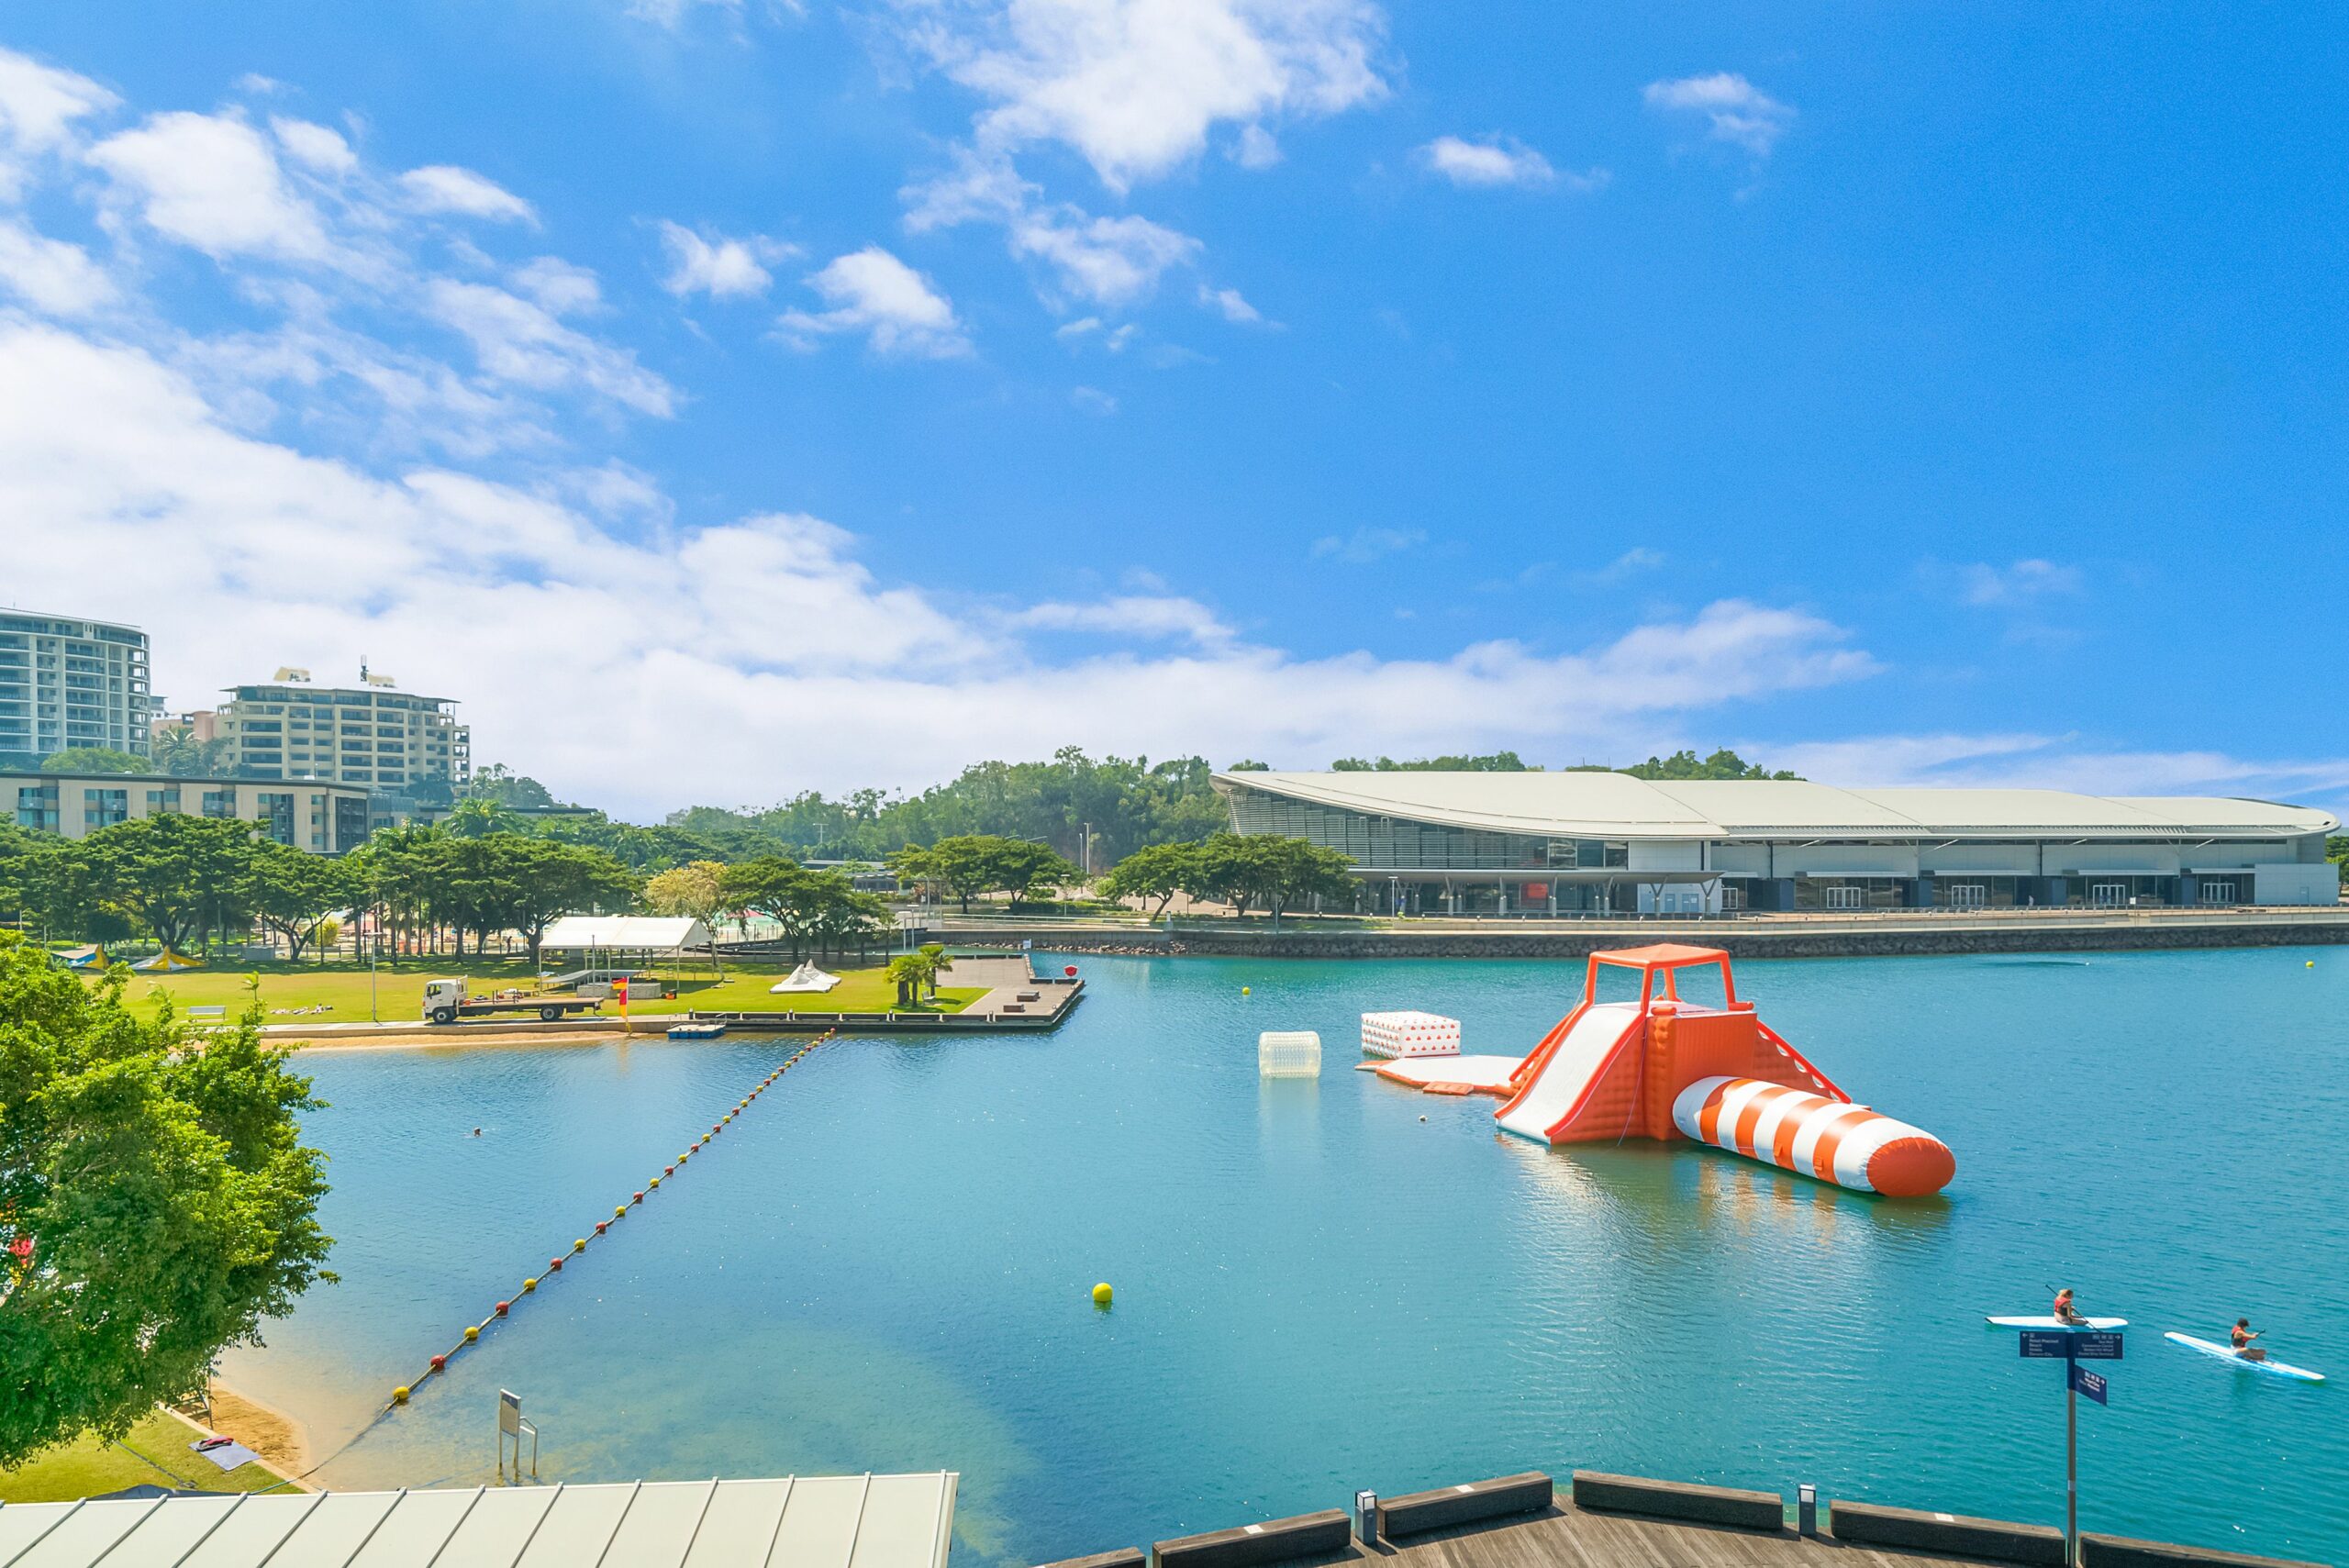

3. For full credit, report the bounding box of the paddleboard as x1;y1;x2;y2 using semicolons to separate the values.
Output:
2164;1331;2325;1383
1987;1315;2128;1330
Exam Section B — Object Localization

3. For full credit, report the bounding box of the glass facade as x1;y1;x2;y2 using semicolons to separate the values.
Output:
1228;790;1629;871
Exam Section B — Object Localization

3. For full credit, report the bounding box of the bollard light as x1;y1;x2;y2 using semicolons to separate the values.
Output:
1798;1483;1817;1536
1355;1490;1378;1546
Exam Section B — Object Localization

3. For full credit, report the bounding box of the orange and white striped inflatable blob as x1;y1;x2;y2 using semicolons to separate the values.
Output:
1671;1076;1954;1197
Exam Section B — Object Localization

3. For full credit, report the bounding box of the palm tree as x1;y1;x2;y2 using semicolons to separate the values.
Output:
150;724;232;777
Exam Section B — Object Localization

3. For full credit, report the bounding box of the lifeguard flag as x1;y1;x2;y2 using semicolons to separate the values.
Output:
615;976;629;1015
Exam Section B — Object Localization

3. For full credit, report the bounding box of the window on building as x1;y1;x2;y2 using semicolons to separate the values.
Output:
83;788;129;829
201;790;235;818
256;792;296;845
146;787;182;816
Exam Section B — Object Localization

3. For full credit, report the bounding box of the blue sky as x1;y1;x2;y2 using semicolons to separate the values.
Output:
2;2;2343;817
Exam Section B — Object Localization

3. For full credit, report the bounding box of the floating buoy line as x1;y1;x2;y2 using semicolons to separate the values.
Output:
381;1030;838;1413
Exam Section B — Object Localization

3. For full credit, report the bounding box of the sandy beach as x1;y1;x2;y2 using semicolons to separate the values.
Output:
175;1379;314;1488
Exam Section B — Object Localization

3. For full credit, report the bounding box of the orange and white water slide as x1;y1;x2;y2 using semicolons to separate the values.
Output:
1670;1075;1955;1197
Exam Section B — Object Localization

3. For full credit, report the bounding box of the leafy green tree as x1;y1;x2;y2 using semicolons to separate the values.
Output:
1098;840;1199;918
0;938;334;1466
461;763;561;809
149;726;232;778
1186;833;1356;924
244;844;355;962
1329;751;1538;772
1564;749;1801;781
1224;760;1271;772
75;815;263;953
435;836;635;965
442;797;523;840
38;747;146;775
720;857;885;959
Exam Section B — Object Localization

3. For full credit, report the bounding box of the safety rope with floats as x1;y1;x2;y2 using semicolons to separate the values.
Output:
379;1030;838;1413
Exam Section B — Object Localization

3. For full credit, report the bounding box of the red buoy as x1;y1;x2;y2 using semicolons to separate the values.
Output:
495;1301;509;1317
1064;964;1078;976
549;1257;563;1272
430;1354;447;1371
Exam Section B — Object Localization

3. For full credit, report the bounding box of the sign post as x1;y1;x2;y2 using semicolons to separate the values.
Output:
2017;1329;2121;1564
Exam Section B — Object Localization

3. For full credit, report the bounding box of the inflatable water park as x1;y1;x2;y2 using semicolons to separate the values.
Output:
1362;943;1957;1197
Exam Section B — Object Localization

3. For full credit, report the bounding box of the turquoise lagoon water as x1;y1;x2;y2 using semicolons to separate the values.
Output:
224;949;2349;1565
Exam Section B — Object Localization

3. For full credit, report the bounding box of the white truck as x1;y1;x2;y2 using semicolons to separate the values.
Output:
421;978;607;1026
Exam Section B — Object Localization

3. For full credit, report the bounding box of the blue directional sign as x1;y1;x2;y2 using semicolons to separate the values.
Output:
2021;1331;2076;1358
2072;1332;2123;1361
2070;1366;2109;1405
2020;1329;2124;1360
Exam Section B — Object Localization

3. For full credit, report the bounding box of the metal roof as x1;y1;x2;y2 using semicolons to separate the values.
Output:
0;1473;957;1568
1214;773;2339;841
539;915;714;951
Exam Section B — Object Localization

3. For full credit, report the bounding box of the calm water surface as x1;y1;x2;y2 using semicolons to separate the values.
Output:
225;949;2349;1565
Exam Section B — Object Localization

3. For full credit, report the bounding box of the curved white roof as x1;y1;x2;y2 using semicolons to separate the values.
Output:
1214;772;2338;840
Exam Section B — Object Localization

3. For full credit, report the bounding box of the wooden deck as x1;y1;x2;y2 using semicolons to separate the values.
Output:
1331;1508;1999;1568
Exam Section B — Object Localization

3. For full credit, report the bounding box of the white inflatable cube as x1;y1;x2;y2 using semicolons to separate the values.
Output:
1360;1010;1462;1059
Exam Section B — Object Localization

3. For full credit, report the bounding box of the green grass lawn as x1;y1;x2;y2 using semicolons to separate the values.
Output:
0;1410;291;1503
87;957;985;1023
638;969;985;1016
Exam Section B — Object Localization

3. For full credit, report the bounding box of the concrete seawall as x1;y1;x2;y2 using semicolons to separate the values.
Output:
930;909;2349;962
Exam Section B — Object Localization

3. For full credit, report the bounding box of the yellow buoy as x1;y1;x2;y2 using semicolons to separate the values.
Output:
463;1325;480;1342
614;1205;627;1218
392;1385;411;1405
523;1276;539;1292
573;1239;587;1251
649;1177;661;1189
2308;961;2317;968
1241;986;1251;996
1091;1282;1113;1307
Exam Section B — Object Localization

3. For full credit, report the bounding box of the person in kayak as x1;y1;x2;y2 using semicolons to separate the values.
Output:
2054;1288;2087;1325
2230;1319;2266;1362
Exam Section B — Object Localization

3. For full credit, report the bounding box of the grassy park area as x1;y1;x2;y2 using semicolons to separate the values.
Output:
0;1409;291;1504
92;957;986;1022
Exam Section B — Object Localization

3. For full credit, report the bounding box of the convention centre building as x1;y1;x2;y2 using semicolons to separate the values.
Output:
1212;771;2341;916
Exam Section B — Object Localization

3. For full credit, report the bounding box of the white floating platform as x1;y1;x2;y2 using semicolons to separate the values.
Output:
1360;1053;1524;1095
1360;1009;1463;1058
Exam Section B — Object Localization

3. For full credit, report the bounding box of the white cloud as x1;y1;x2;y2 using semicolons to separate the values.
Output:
624;0;743;25
1421;134;1551;188
656;220;793;299
1958;559;2083;606
426;279;676;414
1643;72;1796;160
902;0;1387;192
397;163;537;224
0;220;115;314
90;111;336;262
1011;206;1197;306
1230;123;1280;169
0;318;1887;814
1197;284;1261;323
511;256;603;315
271;117;356;176
1070;384;1117;415
1017;595;1232;644
0;47;117;199
777;246;970;358
1311;526;1424;563
1577;546;1664;584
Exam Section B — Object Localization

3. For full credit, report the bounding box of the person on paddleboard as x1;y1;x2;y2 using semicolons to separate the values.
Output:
2054;1287;2087;1326
2230;1318;2266;1362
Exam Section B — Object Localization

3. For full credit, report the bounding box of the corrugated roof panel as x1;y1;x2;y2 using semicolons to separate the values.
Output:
177;1496;323;1568
253;1488;401;1567
92;1495;242;1568
12;1502;163;1568
2107;796;2332;830
510;1485;639;1568
596;1481;718;1568
766;1477;867;1568
1228;772;1720;837
0;1504;82;1564
429;1485;557;1568
344;1488;483;1568
1651;781;1926;833
847;1476;952;1568
679;1481;791;1568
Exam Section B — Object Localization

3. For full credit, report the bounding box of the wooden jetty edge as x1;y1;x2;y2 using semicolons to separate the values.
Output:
1033;1468;2330;1568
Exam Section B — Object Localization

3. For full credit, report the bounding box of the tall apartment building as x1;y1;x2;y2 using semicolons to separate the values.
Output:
0;611;153;764
217;668;472;795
